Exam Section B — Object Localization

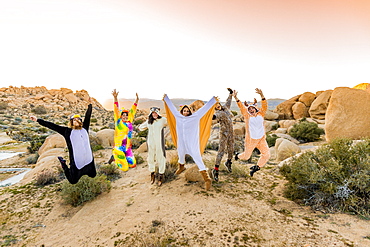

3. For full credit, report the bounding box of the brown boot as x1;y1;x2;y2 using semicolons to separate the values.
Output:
199;170;212;191
157;173;165;186
150;172;156;184
175;164;186;175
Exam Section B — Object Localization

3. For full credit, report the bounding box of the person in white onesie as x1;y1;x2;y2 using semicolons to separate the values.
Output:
163;94;217;190
139;107;167;186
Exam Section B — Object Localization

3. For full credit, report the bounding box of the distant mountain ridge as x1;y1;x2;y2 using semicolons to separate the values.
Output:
103;98;286;112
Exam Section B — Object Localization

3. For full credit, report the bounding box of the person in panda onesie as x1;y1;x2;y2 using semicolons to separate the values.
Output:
30;99;96;184
232;88;270;177
163;94;218;191
139;107;167;186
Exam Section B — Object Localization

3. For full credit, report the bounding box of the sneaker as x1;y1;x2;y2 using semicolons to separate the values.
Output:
57;156;67;168
224;159;232;173
234;153;239;161
249;165;260;177
212;169;219;182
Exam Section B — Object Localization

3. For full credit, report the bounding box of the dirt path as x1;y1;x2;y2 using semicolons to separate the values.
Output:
1;149;370;246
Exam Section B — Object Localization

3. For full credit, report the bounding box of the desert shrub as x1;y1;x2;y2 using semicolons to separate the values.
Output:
133;118;144;125
35;169;60;186
90;118;98;123
137;129;148;138
98;163;121;181
288;119;324;143
135;153;144;164
26;153;39;164
61;175;111;207
0;101;8;110
31;105;47;114
27;135;48;153
280;138;370;217
91;144;104;152
131;137;145;149
14;117;22;122
266;134;279;147
206;141;218;151
231;110;238;116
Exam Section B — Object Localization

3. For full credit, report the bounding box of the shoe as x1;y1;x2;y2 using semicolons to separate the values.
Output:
175;164;186;175
150;172;156;184
224;159;232;173
157;174;165;187
212;169;219;182
107;155;114;164
249;165;260;177
57;156;67;168
234;153;239;161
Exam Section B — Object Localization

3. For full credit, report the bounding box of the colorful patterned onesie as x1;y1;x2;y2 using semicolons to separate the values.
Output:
113;101;137;171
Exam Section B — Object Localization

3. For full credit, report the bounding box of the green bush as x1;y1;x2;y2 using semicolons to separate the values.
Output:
280;138;370;216
135;153;144;164
31;105;47;114
91;144;104;152
289;119;324;143
61;175;111;207
27;135;48;153
266;134;279;147
35;169;60;186
98;163;121;181
137;129;148;138
0;101;8;110
26;153;39;164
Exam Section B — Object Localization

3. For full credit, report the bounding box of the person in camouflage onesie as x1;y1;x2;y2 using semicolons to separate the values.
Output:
211;88;235;182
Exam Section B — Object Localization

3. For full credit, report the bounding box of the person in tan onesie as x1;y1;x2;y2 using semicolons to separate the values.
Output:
232;88;270;177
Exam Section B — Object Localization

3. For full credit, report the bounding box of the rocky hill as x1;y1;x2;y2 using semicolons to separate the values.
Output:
0;86;113;130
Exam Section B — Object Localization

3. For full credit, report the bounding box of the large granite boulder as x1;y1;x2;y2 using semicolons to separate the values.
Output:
325;87;370;141
309;90;333;120
38;134;66;156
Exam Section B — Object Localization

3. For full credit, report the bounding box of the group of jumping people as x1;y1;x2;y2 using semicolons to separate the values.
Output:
30;88;270;190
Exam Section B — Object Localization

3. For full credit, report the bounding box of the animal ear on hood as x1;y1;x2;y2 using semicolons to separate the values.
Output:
244;101;249;107
254;98;257;105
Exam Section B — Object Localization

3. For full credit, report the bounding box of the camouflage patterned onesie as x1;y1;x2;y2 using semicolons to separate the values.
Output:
212;92;234;180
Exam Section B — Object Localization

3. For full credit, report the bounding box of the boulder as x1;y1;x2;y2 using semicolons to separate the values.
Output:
184;165;203;182
309;90;333;120
96;129;114;148
298;92;316;107
38;134;66;156
264;110;279;120
325;87;370;141
278;120;297;129
292;102;309;119
275;138;301;162
189;100;205;112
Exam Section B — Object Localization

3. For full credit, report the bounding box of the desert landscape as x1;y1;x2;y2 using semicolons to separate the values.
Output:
0;85;370;247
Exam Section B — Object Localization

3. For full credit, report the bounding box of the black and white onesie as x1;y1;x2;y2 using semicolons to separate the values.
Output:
37;104;96;184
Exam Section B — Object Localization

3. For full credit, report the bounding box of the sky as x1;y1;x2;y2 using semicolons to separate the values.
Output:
1;0;370;104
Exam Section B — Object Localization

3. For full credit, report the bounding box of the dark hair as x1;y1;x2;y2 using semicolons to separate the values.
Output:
121;111;128;117
148;113;162;124
180;106;192;116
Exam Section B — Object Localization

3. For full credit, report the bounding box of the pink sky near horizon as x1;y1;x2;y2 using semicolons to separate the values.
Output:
0;0;369;103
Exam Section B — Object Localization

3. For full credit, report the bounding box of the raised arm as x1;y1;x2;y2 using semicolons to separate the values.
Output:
192;96;217;118
83;103;92;130
256;88;267;115
112;89;120;122
225;88;233;109
232;90;248;116
30;116;67;135
163;94;182;118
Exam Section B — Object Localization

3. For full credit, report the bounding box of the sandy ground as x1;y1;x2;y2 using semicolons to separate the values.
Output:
1;146;370;246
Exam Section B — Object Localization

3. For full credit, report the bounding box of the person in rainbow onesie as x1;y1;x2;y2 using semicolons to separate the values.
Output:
232;88;270;177
163;94;218;191
112;89;139;171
